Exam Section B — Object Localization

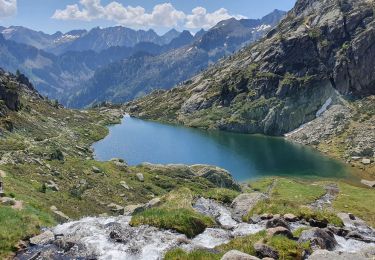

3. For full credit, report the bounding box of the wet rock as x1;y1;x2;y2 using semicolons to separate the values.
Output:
266;217;290;230
327;226;350;237
298;228;337;250
309;218;328;228
221;250;260;260
266;227;293;239
337;213;374;237
194;197;238;229
346;231;375;243
231;193;267;221
136;173;144;182
30;230;55;246
284;213;298;222
361;180;375;188
253;242;279;259
109;230;124;242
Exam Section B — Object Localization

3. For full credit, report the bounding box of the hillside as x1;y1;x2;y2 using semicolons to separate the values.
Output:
0;69;241;258
126;0;375;134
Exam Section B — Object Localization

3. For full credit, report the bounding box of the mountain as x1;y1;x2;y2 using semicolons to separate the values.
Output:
67;10;286;108
160;29;182;44
0;34;166;98
0;26;182;55
126;0;375;136
196;9;285;52
0;26;87;52
50;27;161;54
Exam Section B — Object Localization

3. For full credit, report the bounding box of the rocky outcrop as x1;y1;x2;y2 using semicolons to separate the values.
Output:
0;70;21;112
190;165;241;191
231;192;267;221
127;0;375;136
139;163;240;191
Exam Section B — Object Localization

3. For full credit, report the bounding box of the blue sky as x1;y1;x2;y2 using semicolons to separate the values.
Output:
0;0;296;34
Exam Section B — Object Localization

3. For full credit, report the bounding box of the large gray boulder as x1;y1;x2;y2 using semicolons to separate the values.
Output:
194;197;238;229
190;165;241;191
253;242;279;259
298;228;337;251
231;192;267;221
221;250;260;260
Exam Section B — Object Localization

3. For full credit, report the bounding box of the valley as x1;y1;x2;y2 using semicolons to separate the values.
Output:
0;0;374;259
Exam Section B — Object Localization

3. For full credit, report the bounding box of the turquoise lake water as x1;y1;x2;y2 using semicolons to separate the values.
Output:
93;116;350;181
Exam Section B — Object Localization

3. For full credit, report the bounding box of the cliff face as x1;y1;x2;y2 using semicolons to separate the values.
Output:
126;0;375;135
0;70;22;113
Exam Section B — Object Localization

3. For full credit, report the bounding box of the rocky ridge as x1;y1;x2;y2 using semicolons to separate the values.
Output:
126;0;375;136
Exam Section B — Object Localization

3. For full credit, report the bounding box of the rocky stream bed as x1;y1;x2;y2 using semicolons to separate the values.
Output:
15;192;375;260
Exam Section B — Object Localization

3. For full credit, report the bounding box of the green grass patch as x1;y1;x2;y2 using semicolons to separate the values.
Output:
130;208;215;238
267;235;310;260
248;178;276;193
0;205;55;258
245;179;343;226
130;188;215;238
217;231;309;260
333;182;375;227
164;248;220;260
217;231;266;256
201;188;240;204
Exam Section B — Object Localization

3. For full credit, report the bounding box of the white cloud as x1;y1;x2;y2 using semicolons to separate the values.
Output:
52;1;245;30
186;7;246;29
0;0;17;19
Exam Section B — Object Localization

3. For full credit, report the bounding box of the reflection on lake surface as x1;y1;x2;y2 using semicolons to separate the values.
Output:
93;116;350;181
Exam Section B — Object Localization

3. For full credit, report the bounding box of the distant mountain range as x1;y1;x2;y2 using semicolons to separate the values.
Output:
0;9;286;108
0;26;182;55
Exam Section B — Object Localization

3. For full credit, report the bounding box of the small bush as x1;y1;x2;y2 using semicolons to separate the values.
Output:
50;148;64;161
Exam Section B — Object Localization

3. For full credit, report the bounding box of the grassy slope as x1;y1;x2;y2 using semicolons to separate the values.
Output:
0;88;242;257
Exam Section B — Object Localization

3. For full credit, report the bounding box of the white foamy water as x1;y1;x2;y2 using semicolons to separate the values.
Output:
53;216;187;260
335;235;375;253
187;228;231;249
